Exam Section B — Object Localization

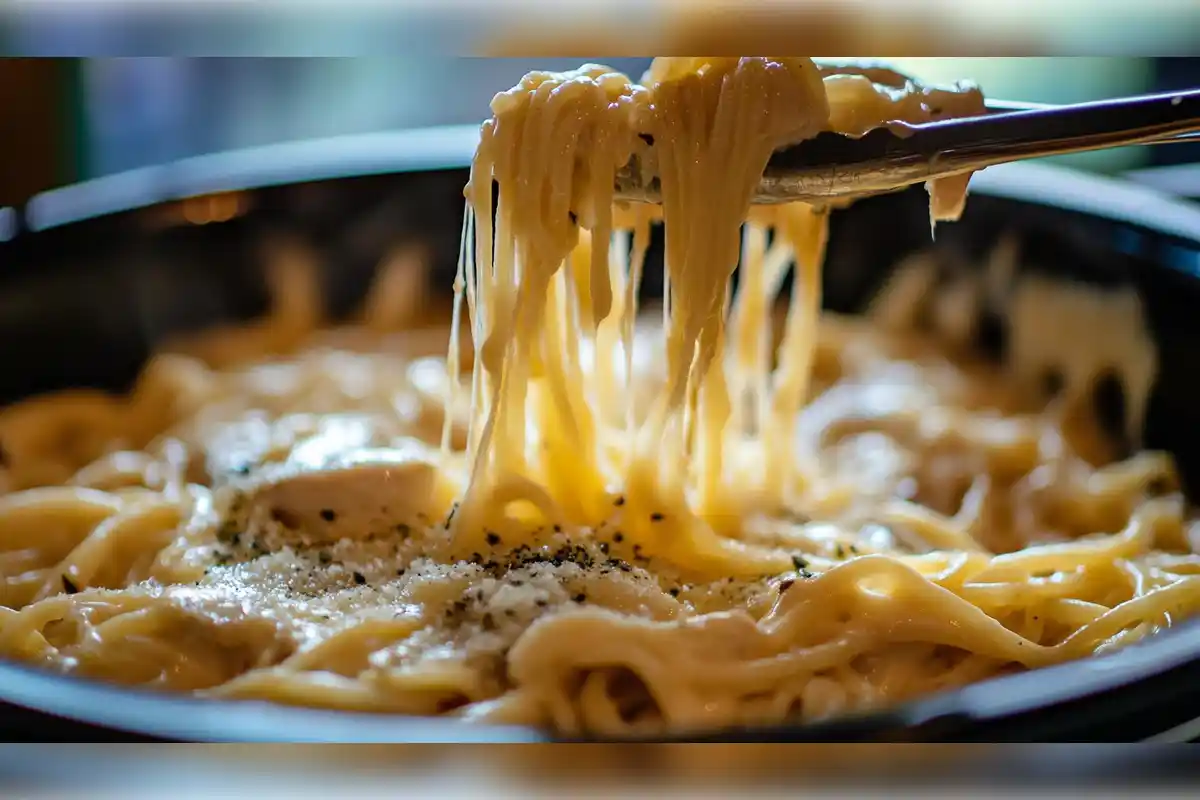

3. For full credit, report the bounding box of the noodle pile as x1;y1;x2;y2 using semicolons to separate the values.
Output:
0;58;1196;737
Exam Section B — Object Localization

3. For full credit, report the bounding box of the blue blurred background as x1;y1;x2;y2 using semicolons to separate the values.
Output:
2;58;1198;206
58;58;1200;178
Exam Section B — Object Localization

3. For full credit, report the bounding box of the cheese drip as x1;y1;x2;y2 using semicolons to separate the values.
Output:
450;58;985;576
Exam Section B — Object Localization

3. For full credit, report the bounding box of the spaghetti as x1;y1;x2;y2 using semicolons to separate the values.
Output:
0;58;1196;737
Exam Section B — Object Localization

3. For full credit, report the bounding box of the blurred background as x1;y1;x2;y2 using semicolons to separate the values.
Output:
2;57;1199;206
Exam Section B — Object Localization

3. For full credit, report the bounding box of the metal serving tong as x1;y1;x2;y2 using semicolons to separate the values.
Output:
614;88;1200;205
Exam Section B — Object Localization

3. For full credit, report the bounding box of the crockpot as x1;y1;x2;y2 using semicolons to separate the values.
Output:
1;125;1199;745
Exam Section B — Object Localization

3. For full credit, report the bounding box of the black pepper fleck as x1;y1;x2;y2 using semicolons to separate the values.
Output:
614;496;626;507
319;508;337;522
269;507;299;528
352;571;367;585
792;555;809;571
613;532;624;543
650;513;664;522
573;593;587;603
486;532;502;546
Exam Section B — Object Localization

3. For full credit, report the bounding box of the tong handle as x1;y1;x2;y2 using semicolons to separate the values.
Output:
615;89;1200;205
760;89;1200;203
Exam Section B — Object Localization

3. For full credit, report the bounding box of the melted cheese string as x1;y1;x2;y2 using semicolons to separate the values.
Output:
452;58;985;574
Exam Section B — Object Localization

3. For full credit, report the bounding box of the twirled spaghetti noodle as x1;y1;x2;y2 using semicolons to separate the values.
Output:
0;58;1197;737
